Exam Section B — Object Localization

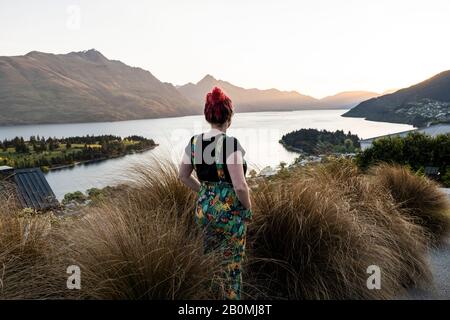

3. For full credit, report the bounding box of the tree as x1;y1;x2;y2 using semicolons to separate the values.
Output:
47;138;60;151
15;138;30;153
344;139;354;151
356;132;450;185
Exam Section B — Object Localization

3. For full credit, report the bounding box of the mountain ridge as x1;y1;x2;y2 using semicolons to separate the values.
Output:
343;70;450;126
0;49;196;125
177;75;376;112
0;49;392;125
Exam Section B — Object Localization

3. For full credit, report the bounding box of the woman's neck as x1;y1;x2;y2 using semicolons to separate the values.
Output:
211;125;227;134
203;126;226;140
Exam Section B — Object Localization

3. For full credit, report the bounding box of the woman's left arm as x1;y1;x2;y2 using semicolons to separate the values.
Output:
227;150;252;210
178;152;201;192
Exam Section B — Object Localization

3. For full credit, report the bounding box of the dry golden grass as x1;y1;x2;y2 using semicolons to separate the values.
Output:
370;164;450;246
56;161;223;300
61;202;222;299
0;187;68;299
247;170;431;299
0;159;448;300
125;160;198;230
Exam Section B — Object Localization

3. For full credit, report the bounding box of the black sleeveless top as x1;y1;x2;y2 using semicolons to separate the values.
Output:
185;134;247;183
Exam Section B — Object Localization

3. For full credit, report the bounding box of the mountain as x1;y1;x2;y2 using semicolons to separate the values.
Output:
319;91;380;108
343;71;450;126
177;75;324;112
0;49;394;126
0;49;195;125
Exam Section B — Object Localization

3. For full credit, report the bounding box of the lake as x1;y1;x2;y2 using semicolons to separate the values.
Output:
0;110;414;200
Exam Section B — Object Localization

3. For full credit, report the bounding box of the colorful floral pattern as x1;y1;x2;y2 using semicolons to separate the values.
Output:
195;182;251;300
191;133;252;300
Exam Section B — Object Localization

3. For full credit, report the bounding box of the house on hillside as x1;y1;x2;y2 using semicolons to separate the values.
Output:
0;166;59;211
360;122;450;150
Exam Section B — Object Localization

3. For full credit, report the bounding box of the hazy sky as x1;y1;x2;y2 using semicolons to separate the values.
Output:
1;0;450;98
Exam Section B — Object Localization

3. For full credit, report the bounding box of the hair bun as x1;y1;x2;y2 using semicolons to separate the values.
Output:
210;87;226;104
204;86;233;124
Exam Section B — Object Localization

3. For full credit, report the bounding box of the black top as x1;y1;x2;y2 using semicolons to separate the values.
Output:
185;134;247;183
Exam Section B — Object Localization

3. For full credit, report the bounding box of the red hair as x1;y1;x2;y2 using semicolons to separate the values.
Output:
204;87;233;125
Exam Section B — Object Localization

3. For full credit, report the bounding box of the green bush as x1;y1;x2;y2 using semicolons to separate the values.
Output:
442;168;450;188
62;191;87;205
357;132;450;186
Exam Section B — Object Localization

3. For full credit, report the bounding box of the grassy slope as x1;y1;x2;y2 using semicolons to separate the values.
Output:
0;159;449;299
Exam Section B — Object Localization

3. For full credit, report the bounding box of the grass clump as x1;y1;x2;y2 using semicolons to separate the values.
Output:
370;164;450;246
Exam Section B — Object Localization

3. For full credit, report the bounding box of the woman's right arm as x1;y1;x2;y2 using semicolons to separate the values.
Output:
178;146;201;192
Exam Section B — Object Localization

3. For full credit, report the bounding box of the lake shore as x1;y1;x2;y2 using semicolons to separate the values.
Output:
47;144;159;172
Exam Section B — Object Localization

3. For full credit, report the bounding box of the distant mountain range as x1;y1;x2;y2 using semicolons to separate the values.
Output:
177;75;378;112
0;49;195;125
0;49;383;125
319;91;380;109
343;71;450;127
177;75;319;112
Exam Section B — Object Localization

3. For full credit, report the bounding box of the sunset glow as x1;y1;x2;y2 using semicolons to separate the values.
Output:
1;0;450;97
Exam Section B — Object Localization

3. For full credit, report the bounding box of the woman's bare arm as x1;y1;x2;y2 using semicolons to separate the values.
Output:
227;150;251;210
178;152;201;192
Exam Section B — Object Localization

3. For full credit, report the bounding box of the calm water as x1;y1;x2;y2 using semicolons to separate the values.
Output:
0;110;413;199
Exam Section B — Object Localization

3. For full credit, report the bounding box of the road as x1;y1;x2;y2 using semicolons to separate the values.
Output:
403;189;450;300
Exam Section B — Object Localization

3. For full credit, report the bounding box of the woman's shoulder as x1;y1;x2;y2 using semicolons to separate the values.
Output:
223;135;245;156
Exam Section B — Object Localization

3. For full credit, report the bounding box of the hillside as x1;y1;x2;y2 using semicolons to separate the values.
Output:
177;75;322;112
0;49;394;125
343;71;450;126
319;91;380;108
0;49;196;125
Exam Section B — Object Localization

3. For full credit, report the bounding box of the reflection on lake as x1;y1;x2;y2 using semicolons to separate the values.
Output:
0;110;414;199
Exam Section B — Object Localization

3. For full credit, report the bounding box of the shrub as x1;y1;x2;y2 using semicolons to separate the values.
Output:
62;191;87;205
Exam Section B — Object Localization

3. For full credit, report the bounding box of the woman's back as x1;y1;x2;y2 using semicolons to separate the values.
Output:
187;131;247;184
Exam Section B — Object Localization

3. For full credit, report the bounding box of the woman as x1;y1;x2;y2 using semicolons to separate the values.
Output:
178;87;252;300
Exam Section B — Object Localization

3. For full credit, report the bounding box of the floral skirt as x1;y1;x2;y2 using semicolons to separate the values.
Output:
195;181;252;300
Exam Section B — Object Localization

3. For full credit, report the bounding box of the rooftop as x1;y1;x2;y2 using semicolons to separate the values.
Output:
7;168;59;210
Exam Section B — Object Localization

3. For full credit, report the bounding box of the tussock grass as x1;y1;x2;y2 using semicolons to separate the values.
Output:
370;164;450;246
124;160;198;230
0;181;20;214
0;188;67;299
0;159;448;300
61;202;222;299
247;167;431;299
59;161;222;299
